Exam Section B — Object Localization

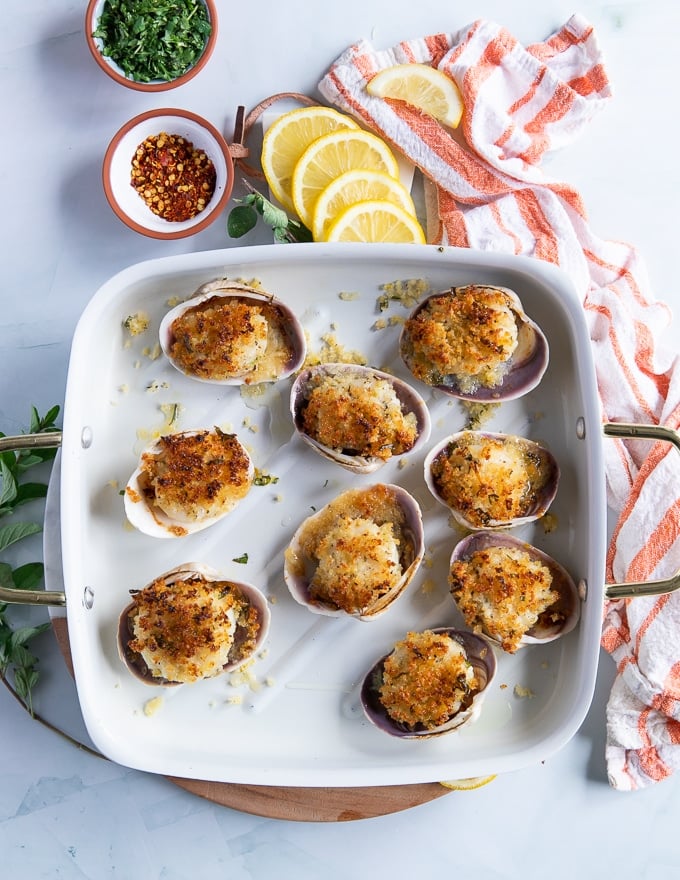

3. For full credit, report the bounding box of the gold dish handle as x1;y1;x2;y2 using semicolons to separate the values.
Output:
603;422;680;600
1;426;679;606
0;431;66;607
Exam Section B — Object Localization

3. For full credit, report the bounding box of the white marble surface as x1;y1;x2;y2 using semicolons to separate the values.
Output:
2;0;680;876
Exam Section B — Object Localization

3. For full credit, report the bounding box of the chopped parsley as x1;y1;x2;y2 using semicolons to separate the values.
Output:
92;0;212;83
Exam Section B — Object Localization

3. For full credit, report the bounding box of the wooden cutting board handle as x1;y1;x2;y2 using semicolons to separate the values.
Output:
50;617;452;822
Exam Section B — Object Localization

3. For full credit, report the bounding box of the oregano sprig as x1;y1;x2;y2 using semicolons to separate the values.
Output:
0;405;60;715
227;179;313;243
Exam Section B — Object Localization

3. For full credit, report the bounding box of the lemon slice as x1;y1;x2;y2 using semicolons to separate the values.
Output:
324;199;425;244
291;130;400;229
261;106;360;214
439;775;497;791
366;63;464;128
312;169;417;242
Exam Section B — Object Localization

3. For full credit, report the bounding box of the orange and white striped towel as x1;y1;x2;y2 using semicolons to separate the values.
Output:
319;15;680;790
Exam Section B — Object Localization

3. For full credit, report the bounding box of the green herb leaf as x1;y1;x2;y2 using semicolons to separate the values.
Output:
0;461;17;508
227;204;258;238
227;180;313;243
0;522;42;552
232;553;249;564
12;562;44;591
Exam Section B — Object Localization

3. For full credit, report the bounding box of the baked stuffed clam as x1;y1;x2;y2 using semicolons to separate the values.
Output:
124;428;254;538
118;563;271;686
290;362;431;474
283;483;424;620
360;628;496;738
424;430;559;530
159;278;307;385
400;285;548;401
448;531;580;653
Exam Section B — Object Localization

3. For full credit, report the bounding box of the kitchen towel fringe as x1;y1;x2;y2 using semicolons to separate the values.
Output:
318;14;680;790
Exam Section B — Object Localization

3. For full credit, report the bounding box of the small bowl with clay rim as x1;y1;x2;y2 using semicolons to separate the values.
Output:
85;0;218;92
102;107;234;240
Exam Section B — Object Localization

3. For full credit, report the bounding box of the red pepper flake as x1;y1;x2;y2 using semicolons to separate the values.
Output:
130;131;217;223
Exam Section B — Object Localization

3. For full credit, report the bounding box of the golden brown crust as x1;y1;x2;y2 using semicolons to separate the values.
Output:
139;430;252;523
125;575;261;684
402;287;518;391
430;433;549;527
168;296;294;382
300;369;418;460
286;485;413;616
379;630;478;729
449;546;558;653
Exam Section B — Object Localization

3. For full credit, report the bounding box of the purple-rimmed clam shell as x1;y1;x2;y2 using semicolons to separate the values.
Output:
159;278;307;385
118;562;271;686
290;362;431;474
399;285;548;402
449;531;580;651
360;628;496;739
283;483;425;620
424;430;560;530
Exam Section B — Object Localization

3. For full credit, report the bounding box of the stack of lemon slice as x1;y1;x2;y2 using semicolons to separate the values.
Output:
260;66;463;244
261;106;424;244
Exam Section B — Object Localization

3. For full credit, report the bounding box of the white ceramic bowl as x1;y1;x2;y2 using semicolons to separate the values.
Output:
102;108;234;240
85;0;218;92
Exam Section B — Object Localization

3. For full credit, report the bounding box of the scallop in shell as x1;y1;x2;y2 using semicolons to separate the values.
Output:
290;362;431;474
399;285;548;401
283;483;424;620
124;428;254;538
448;531;580;653
118;562;271;686
360;628;496;739
424;430;559;530
159;278;307;385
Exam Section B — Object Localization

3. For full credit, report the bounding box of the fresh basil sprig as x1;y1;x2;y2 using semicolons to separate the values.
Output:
0;405;60;715
228;180;313;244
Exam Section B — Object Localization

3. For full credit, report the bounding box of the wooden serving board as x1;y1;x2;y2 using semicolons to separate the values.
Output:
51;618;452;821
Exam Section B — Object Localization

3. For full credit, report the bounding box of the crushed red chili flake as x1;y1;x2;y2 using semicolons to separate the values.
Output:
130;131;217;223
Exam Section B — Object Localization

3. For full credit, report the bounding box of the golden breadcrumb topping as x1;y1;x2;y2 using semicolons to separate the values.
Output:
127;575;260;684
310;515;401;613
300;369;418;460
449;545;559;653
285;484;413;615
168;296;294;383
137;429;252;523
379;630;478;729
402;287;518;392
430;432;552;527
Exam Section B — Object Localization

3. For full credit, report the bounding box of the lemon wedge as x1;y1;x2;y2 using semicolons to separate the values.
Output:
324;199;425;244
291;129;400;229
366;63;464;128
312;169;417;242
439;775;497;791
261;106;359;214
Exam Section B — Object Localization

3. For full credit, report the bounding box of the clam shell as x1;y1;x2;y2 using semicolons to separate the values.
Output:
424;430;559;530
118;562;271;686
290;362;431;474
360;628;496;739
159;278;307;385
449;531;580;651
399;285;549;402
124;428;254;538
283;483;425;620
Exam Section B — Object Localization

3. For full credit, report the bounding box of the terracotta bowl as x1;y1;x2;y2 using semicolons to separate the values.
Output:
85;0;218;92
102;108;234;240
